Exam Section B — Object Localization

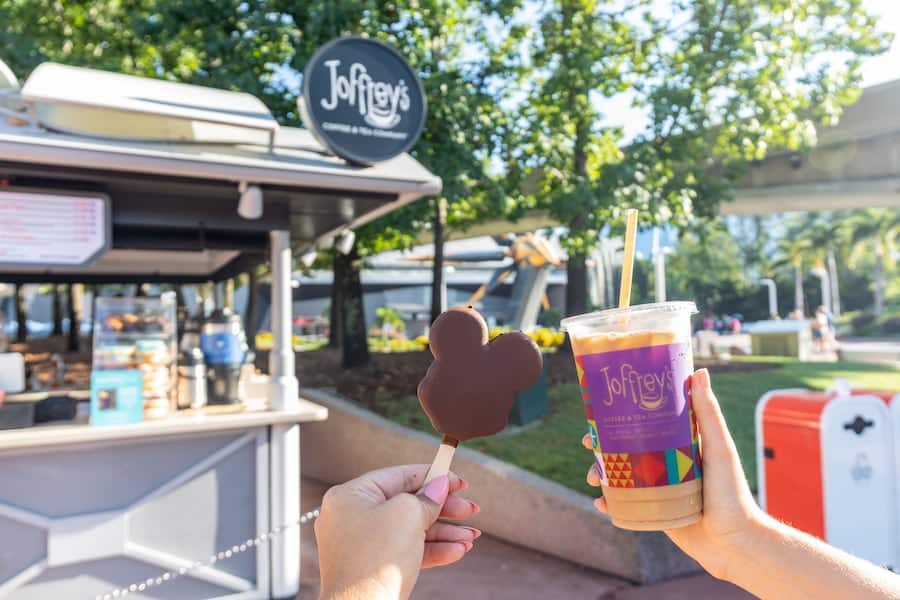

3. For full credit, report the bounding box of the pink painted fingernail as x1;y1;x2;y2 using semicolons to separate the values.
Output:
462;526;482;539
418;475;450;505
462;541;474;552
469;501;481;514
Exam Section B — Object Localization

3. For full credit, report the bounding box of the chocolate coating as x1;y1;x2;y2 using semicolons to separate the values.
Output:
417;306;543;441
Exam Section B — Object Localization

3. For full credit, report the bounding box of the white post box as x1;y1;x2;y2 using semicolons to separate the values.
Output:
821;394;897;571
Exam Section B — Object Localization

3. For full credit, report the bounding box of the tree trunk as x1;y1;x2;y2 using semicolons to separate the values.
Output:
793;264;804;317
431;196;447;323
51;284;63;336
89;285;97;341
566;251;589;317
246;272;259;350
564;107;591;319
329;252;344;348
826;249;840;317
15;283;27;343
224;278;235;310
874;246;885;316
174;285;186;310
336;245;370;368
752;216;766;267
66;283;82;352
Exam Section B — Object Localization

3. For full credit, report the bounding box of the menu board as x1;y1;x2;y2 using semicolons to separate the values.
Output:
0;190;110;267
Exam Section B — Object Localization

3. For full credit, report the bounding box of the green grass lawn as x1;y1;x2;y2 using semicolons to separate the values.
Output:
369;358;900;496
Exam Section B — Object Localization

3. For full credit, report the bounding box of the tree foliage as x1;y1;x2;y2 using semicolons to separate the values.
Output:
2;0;895;328
665;219;767;319
1;0;521;250
517;0;890;315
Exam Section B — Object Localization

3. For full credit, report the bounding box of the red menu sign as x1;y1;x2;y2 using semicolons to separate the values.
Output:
0;190;109;267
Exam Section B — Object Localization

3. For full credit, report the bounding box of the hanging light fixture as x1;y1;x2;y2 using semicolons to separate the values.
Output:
237;182;263;219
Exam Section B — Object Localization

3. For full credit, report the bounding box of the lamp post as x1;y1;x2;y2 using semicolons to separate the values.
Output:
651;227;671;303
440;265;455;314
759;278;778;319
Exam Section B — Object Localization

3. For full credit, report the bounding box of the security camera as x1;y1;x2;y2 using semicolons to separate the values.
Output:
300;249;318;268
335;230;356;255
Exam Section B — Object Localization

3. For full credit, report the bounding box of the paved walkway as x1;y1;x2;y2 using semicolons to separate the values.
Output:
839;338;900;365
298;478;751;600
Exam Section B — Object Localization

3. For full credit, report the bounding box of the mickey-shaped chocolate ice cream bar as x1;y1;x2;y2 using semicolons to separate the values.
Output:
418;306;543;443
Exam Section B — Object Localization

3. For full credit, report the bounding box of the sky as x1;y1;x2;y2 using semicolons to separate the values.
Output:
600;0;900;141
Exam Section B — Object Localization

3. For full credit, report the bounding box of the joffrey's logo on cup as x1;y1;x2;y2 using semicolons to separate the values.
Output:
597;364;675;411
320;60;411;129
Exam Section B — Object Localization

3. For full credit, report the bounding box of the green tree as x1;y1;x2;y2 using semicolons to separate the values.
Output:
803;212;853;317
281;1;521;367
522;0;890;317
666;220;760;317
845;209;900;316
0;1;298;113
2;0;521;368
518;0;643;317
772;233;816;317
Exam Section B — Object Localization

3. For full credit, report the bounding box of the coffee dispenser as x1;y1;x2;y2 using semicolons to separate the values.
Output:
200;309;247;405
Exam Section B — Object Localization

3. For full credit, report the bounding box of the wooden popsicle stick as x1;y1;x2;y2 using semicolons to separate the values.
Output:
423;435;459;485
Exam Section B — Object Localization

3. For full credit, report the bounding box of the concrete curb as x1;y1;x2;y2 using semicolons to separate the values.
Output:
299;387;701;584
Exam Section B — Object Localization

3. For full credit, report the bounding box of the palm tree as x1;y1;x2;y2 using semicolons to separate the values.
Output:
845;209;900;316
773;235;815;317
805;213;851;317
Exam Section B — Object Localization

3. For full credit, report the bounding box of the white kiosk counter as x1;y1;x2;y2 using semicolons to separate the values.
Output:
0;402;326;599
0;60;440;599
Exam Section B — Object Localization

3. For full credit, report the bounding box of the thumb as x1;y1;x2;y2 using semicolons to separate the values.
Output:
413;475;450;528
691;368;741;467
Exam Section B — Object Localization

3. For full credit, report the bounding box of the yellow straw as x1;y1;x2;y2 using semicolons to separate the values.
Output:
618;209;639;309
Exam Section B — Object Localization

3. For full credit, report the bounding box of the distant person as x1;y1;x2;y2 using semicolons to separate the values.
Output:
718;314;731;335
703;313;715;331
813;305;836;352
730;314;742;334
315;370;900;599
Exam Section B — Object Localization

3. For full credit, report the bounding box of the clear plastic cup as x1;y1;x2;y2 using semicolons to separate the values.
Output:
561;301;702;530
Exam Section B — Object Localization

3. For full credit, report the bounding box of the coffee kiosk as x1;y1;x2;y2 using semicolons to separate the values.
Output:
0;38;439;599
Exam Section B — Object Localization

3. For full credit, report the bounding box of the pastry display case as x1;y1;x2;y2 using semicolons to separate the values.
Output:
92;295;177;418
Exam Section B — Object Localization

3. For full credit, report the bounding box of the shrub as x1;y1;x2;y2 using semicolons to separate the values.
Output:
851;312;877;335
368;335;427;353
373;307;405;332
488;326;509;340
537;307;563;329
879;315;900;334
527;327;565;349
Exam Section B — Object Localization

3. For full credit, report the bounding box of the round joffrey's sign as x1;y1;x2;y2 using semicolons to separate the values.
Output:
299;36;427;165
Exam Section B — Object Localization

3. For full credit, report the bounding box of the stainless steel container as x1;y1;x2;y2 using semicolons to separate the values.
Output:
176;347;207;409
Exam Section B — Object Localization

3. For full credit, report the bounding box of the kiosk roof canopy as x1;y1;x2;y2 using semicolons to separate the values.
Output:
0;64;441;284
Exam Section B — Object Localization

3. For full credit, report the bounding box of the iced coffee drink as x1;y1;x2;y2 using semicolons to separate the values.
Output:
562;302;702;530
